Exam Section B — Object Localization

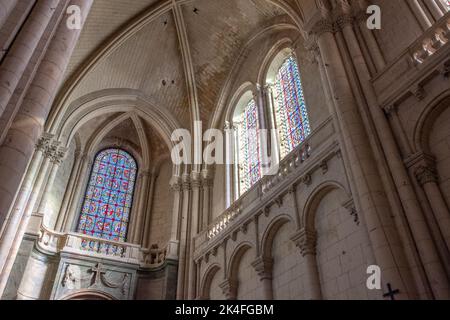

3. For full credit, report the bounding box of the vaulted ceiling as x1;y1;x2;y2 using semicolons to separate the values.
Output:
58;0;312;131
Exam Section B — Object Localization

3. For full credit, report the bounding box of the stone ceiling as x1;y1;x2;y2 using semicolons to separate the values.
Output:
60;0;310;129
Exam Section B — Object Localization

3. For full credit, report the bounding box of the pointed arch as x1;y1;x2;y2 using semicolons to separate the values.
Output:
302;181;352;231
200;264;221;300
260;214;294;258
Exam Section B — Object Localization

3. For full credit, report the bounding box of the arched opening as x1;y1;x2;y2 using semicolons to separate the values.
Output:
266;48;311;160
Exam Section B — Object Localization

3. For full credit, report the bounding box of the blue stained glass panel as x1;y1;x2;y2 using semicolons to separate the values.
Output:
77;148;137;242
238;99;261;194
274;55;311;158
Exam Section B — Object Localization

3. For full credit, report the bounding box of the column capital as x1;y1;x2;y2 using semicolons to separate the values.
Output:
182;174;191;191
51;146;68;165
415;165;438;186
35;133;54;152
170;175;183;192
405;151;439;186
335;14;354;30
219;279;238;300
251;256;274;281
308;18;335;38
291;229;317;257
191;171;202;189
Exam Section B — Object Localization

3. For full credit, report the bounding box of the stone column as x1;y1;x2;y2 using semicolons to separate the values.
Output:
0;0;93;237
16;248;57;300
201;169;213;231
0;0;18;31
336;4;449;298
39;145;67;230
415;162;450;249
132;170;150;245
188;172;201;299
219;279;238;300
62;153;92;232
354;1;386;72
167;176;182;260
291;229;322;300
176;174;191;299
254;87;270;175
264;84;280;166
405;0;433;30
0;0;59;119
251;256;274;300
55;150;82;231
143;171;157;248
0;133;51;295
424;0;445;21
310;12;411;299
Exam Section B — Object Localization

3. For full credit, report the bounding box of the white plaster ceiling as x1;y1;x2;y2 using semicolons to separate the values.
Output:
60;0;307;128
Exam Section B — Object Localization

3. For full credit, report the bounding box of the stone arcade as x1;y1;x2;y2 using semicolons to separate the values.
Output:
0;0;449;300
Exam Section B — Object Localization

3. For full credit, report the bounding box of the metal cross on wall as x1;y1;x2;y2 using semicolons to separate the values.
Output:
383;283;400;300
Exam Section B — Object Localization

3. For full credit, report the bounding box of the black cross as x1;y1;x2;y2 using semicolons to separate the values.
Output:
383;283;400;300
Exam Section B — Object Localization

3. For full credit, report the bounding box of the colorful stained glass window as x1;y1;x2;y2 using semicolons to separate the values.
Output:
77;148;137;242
273;55;311;159
238;99;261;195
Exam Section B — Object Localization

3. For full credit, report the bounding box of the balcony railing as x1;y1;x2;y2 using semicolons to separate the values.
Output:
204;117;334;242
37;225;167;269
411;13;450;64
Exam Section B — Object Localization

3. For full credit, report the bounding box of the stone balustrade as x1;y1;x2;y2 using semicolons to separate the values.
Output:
372;12;450;106
412;14;450;65
37;225;167;268
202;117;334;243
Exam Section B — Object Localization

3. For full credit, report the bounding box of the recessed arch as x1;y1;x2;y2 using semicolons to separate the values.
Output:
200;264;221;300
260;214;294;258
59;289;118;300
413;90;450;153
302;181;352;231
226;242;253;281
257;38;295;86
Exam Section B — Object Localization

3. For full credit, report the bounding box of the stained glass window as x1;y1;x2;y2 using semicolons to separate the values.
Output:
78;148;137;242
273;55;311;159
238;99;261;195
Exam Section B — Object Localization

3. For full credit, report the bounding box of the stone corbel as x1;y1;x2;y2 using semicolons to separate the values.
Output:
219;279;238;300
342;199;360;226
410;84;426;101
441;59;450;78
405;151;438;186
251;256;274;281
415;164;438;186
291;229;318;257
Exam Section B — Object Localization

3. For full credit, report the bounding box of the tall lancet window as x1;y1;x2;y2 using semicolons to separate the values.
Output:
273;55;311;159
237;98;261;195
78;148;137;242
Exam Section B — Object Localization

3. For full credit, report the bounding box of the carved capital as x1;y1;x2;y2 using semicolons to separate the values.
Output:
51;146;67;165
182;174;191;191
219;279;238;300
383;104;398;116
191;172;202;189
251;256;273;281
291;229;317;257
169;176;182;192
36;133;53;153
335;14;354;30
415;165;438;185
309;18;335;38
410;85;426;101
